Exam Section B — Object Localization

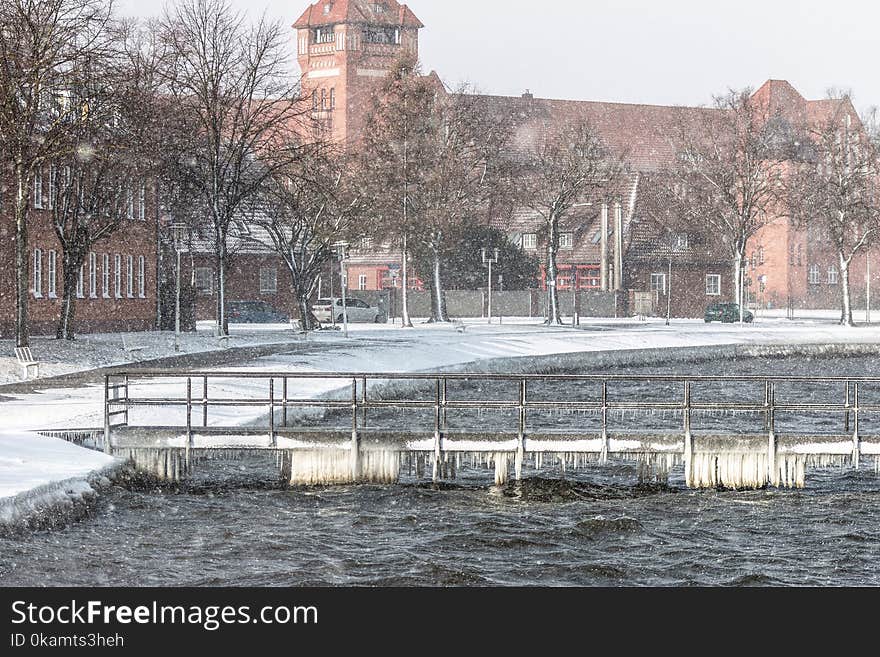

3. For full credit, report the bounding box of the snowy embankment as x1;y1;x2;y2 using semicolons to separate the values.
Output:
0;432;121;530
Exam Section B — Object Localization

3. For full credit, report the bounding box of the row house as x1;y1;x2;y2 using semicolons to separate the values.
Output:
0;169;159;337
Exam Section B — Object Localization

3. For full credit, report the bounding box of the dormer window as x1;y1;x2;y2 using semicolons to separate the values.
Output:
313;26;335;44
323;3;331;14
371;2;387;13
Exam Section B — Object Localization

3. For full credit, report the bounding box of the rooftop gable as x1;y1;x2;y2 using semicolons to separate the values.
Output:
293;1;423;29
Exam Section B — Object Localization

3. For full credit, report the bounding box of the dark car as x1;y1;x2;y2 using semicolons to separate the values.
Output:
228;301;290;324
705;303;754;323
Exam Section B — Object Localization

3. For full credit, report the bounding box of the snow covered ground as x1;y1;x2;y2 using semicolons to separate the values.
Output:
0;431;119;525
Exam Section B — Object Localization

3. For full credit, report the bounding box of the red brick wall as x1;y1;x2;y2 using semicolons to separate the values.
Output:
627;263;732;318
185;254;296;321
0;183;159;338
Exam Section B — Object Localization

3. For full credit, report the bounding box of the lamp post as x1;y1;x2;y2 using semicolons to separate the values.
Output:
482;247;499;324
334;241;350;338
171;223;188;352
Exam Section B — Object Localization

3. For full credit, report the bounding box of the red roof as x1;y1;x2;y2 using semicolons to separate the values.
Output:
293;1;423;29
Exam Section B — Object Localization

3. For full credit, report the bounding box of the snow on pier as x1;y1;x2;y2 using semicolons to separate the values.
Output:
102;370;880;490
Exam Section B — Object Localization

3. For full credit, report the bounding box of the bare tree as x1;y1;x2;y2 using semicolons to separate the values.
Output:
48;22;158;339
0;0;114;346
358;55;434;327
157;0;308;336
788;94;880;326
252;144;365;331
522;119;620;325
662;89;789;322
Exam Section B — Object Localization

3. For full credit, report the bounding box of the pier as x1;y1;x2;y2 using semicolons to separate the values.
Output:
101;370;880;489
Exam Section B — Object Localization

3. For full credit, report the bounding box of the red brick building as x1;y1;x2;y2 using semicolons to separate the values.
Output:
0;173;159;338
214;2;880;320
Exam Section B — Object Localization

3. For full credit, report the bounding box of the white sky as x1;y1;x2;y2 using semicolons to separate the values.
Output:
113;0;880;114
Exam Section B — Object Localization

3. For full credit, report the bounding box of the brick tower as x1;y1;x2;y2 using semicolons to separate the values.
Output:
294;1;424;144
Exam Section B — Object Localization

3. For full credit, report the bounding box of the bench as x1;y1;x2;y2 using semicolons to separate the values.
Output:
14;347;39;379
122;335;146;359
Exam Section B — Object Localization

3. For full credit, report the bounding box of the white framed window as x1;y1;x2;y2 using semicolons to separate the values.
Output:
102;254;110;298
259;267;277;294
47;249;57;298
827;265;839;285
47;165;56;210
126;188;134;219
674;233;688;250
522;233;537;250
809;264;821;285
114;254;122;297
138;256;145;298
126;255;134;297
77;264;84;298
138;183;146;221
706;274;721;296
358;274;367;290
360;237;374;250
33;171;43;209
195;267;213;296
559;233;574;249
89;252;97;298
33;249;43;298
650;272;667;294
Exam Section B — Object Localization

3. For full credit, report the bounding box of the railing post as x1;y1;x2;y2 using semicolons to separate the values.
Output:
103;375;111;454
185;377;193;467
282;377;288;428
123;374;130;427
269;378;276;448
516;378;526;480
683;380;692;488
433;378;442;482
852;382;860;469
844;381;851;434
600;380;609;463
767;380;777;487
202;376;208;428
362;376;368;429
351;378;360;481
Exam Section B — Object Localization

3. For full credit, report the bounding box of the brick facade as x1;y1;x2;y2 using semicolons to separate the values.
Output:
0;174;159;338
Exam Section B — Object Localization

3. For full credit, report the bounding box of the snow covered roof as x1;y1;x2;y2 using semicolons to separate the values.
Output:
293;1;423;29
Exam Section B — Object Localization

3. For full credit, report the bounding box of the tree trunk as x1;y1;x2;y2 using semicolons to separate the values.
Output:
215;235;228;336
57;252;83;340
14;174;30;347
400;236;413;327
546;214;562;325
840;253;853;326
428;238;448;323
733;248;745;322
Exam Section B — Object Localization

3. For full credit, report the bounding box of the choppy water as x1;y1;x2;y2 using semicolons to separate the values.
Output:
2;353;880;587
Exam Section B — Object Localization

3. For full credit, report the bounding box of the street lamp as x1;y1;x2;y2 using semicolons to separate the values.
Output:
334;241;350;338
171;223;188;352
481;247;499;324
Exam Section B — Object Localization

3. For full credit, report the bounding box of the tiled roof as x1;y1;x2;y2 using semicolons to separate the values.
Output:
480;93;718;172
293;1;423;29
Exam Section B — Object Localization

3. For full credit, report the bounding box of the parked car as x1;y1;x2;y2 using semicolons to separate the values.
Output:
312;297;387;324
705;303;754;323
228;300;290;324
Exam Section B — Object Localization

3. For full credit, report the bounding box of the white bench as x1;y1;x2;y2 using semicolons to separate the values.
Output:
122;335;146;359
14;347;39;379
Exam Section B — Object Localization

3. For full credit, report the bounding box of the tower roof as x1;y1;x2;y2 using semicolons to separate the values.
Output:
293;1;424;29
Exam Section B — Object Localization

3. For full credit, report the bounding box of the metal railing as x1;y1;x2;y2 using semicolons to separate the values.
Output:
104;371;879;464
